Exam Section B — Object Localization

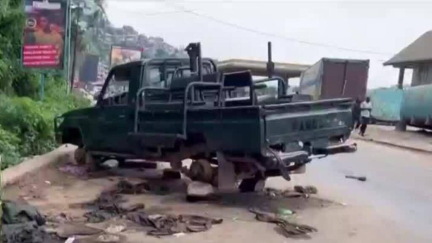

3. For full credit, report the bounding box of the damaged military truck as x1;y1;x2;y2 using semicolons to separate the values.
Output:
55;43;356;192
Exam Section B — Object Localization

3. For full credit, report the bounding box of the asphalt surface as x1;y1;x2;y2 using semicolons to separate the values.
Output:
4;140;432;243
280;140;432;241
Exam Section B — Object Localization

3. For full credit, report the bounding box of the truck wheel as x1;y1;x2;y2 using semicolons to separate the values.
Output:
211;168;218;187
117;158;126;168
85;152;96;166
239;178;266;193
74;147;100;169
74;147;86;165
189;159;213;183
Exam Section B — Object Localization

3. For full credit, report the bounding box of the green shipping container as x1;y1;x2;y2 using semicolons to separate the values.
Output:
369;87;403;122
401;84;432;129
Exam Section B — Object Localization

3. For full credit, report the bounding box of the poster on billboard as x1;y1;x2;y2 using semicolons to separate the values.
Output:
79;54;99;83
22;0;66;69
110;45;143;68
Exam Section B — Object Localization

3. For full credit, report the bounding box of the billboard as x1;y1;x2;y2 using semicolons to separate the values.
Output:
22;0;66;69
79;54;99;83
110;45;143;68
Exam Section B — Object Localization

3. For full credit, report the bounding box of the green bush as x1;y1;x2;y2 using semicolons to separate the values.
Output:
0;125;21;170
0;0;92;169
0;79;90;169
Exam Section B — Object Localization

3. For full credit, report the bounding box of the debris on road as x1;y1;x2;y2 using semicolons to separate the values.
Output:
114;180;149;194
1;201;62;243
174;232;186;237
264;188;294;198
47;213;73;224
263;187;307;198
294;185;318;195
59;164;88;177
249;208;317;238
186;181;216;202
104;223;126;234
264;188;285;198
126;212;223;237
56;224;103;238
83;191;144;223
70;234;127;243
64;237;75;243
2;222;63;243
278;208;296;217
93;234;126;243
2;200;46;225
345;175;367;182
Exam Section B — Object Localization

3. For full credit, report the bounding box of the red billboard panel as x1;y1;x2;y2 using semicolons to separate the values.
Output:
22;0;66;69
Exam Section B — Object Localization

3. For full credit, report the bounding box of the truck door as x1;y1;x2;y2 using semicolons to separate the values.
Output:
343;62;368;99
95;64;141;153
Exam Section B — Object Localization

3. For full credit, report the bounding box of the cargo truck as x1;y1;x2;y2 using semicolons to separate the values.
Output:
299;58;369;100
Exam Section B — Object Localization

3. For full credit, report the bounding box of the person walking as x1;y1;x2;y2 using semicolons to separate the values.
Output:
352;98;361;130
360;97;372;136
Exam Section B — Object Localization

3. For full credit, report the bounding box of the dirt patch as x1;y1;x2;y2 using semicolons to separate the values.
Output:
3;162;343;242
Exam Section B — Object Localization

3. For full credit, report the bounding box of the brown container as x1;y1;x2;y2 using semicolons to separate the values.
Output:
299;58;369;100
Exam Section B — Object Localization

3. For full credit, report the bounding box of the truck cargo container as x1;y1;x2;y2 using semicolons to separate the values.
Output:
368;87;403;124
299;58;369;100
401;84;432;129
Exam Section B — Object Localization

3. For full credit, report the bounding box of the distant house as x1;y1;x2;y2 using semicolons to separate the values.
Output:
384;31;432;88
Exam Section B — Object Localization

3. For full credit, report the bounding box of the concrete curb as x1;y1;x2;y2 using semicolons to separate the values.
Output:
353;136;432;154
1;145;76;187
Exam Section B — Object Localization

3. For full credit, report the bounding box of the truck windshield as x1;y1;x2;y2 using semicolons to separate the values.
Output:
100;66;134;106
147;67;164;88
144;63;214;88
103;74;129;99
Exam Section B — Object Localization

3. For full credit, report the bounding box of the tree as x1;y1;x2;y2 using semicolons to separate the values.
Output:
155;48;169;58
0;0;38;97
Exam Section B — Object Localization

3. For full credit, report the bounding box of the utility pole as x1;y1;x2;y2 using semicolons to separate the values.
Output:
64;0;72;94
69;4;83;92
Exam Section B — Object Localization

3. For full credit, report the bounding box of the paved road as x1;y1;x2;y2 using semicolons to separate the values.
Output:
277;140;432;242
5;140;432;243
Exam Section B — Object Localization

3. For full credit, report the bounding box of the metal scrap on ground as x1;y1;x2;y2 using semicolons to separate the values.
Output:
80;180;224;237
294;185;318;195
1;201;62;243
83;190;145;223
127;212;223;237
264;186;318;198
345;175;367;182
114;179;150;194
264;187;301;198
249;207;317;238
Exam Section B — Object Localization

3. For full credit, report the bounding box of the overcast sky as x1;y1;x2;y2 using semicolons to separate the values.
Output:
106;0;432;88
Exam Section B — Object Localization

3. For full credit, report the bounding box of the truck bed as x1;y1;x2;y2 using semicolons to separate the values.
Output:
135;98;353;155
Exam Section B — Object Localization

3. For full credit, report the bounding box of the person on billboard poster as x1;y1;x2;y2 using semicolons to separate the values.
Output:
22;0;65;68
34;14;64;52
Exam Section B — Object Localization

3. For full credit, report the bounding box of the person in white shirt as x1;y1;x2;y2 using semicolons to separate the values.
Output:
360;97;372;136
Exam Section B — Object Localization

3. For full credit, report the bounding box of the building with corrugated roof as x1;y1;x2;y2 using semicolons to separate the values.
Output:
384;31;432;88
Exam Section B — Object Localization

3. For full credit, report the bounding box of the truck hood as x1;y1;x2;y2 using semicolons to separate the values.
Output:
60;107;94;118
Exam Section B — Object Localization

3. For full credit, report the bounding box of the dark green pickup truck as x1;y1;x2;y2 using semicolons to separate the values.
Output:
55;46;355;191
